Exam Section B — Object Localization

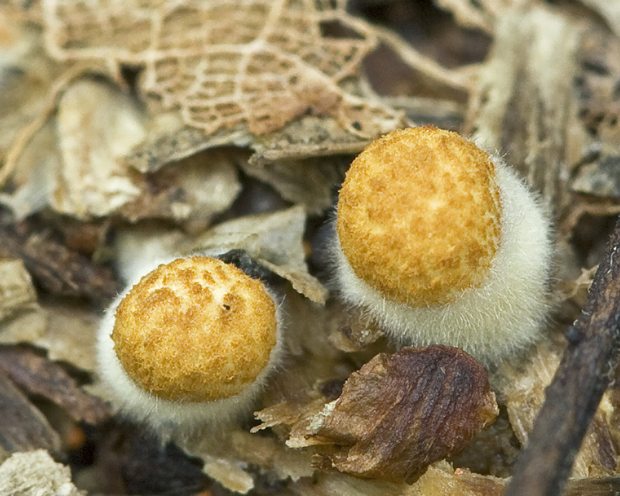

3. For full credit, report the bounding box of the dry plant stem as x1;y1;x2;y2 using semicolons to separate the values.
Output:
505;215;620;496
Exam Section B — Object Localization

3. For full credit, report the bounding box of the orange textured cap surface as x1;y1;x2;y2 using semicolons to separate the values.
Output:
337;126;502;306
112;257;278;402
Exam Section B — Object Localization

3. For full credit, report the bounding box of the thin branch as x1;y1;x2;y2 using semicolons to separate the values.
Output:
505;216;620;496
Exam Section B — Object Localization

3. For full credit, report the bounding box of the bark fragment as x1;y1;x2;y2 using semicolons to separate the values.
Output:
0;372;61;462
0;346;110;424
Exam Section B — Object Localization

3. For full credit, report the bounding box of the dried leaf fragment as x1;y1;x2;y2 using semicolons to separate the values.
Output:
178;424;315;494
240;155;347;216
0;6;63;167
53;78;146;219
192;206;328;303
119;148;242;227
304;346;498;483
407;461;506;496
289;457;506;496
0;258;47;347
0;258;38;322
42;0;405;138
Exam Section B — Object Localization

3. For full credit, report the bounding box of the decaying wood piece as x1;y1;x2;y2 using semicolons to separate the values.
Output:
505;215;620;496
570;27;620;206
468;5;584;216
564;476;620;495
498;339;619;479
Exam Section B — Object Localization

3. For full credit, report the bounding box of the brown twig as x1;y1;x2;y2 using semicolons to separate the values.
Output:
505;216;620;496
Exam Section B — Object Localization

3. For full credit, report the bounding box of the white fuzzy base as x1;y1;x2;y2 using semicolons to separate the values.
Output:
333;161;552;364
96;257;285;435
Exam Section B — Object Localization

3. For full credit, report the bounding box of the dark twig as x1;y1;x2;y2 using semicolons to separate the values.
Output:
505;216;620;496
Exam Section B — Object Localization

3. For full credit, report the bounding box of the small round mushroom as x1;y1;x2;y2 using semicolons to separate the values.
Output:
333;126;552;363
97;256;283;431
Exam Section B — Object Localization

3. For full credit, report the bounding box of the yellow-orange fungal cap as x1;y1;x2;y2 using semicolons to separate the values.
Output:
112;256;278;402
337;126;502;306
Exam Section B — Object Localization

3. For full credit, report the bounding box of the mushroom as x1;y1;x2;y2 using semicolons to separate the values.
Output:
97;256;283;432
333;126;552;363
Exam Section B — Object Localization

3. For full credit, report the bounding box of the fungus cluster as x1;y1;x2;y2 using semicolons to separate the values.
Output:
97;256;283;430
98;126;552;433
334;126;551;363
